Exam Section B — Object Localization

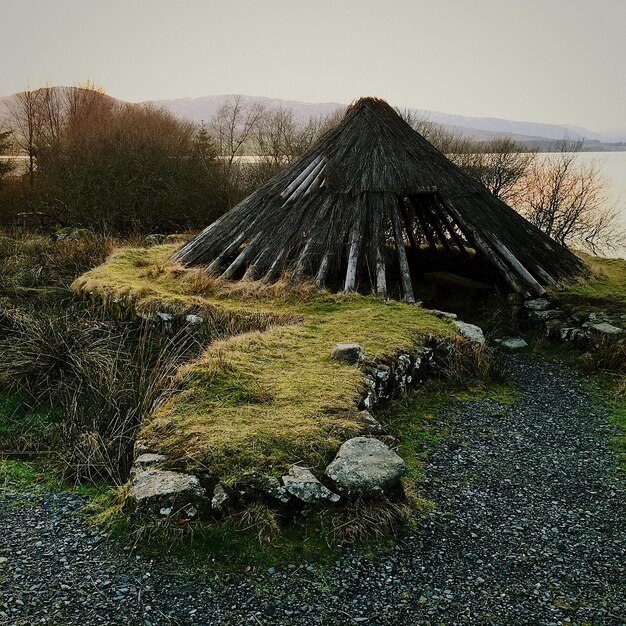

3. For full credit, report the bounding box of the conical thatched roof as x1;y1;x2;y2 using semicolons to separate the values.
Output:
174;97;586;300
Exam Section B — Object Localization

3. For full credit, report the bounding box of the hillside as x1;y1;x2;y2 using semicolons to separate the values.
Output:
2;90;625;149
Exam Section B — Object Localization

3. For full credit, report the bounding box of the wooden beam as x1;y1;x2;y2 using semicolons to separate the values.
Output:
263;249;287;283
421;201;452;253
398;196;419;254
344;218;362;292
315;253;331;288
376;245;387;299
429;196;469;255
390;203;415;303
409;197;438;251
490;236;546;297
206;232;246;275
221;234;262;280
280;156;323;200
437;196;530;296
292;238;314;282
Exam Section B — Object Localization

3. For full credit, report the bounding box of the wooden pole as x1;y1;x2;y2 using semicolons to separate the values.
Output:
409;197;438;251
489;236;546;297
263;249;287;283
280;156;323;200
390;204;415;303
376;245;387;299
421;201;452;253
429;196;469;255
437;196;531;296
344;218;362;292
398;196;419;253
206;232;246;275
292;238;314;281
221;234;262;280
315;253;331;288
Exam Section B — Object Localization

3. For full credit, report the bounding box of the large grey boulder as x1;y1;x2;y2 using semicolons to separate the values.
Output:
325;437;407;496
331;343;365;365
128;470;206;517
454;321;485;345
282;465;340;503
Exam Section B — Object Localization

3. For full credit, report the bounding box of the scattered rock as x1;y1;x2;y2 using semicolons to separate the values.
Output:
325;437;407;496
428;309;458;320
282;465;339;503
132;453;167;471
588;322;623;341
528;309;564;322
55;227;92;241
454;321;485;345
185;314;203;325
144;234;166;246
163;234;189;244
494;337;529;351
358;410;385;434
128;470;206;517
331;343;365;365
211;484;229;513
524;298;550;311
238;473;290;504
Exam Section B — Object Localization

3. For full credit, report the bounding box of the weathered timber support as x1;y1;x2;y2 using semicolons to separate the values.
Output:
438;196;531;296
315;253;331;288
422;202;452;253
221;234;262;280
344;218;362;292
206;232;246;275
398;196;419;253
490;236;546;297
263;249;287;283
292;238;314;282
390;204;415;303
280;156;324;201
375;245;387;299
428;196;469;255
409;197;438;251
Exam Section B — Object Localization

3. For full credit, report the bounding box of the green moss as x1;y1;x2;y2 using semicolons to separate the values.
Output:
74;245;455;481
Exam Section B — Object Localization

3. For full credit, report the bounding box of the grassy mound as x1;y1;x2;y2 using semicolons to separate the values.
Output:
73;245;455;481
552;253;626;312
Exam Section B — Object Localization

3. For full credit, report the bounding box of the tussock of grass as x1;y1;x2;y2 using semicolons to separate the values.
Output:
552;253;626;312
74;245;455;481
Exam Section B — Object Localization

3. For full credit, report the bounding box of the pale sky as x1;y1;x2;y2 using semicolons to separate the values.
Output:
2;0;625;135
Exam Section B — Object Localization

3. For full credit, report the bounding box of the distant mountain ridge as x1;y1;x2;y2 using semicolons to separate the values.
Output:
147;94;624;146
1;90;624;147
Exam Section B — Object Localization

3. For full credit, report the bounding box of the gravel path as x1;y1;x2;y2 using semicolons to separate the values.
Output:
1;354;625;625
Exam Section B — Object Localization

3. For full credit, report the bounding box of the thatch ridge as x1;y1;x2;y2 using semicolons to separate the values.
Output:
175;97;586;299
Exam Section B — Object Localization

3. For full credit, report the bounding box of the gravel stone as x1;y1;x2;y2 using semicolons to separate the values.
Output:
1;355;624;624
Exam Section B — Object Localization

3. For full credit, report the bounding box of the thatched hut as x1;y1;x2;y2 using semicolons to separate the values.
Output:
174;97;586;301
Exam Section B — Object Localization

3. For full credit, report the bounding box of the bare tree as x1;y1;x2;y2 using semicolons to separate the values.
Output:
518;140;624;253
0;124;15;189
7;88;44;190
452;138;537;204
210;95;265;207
